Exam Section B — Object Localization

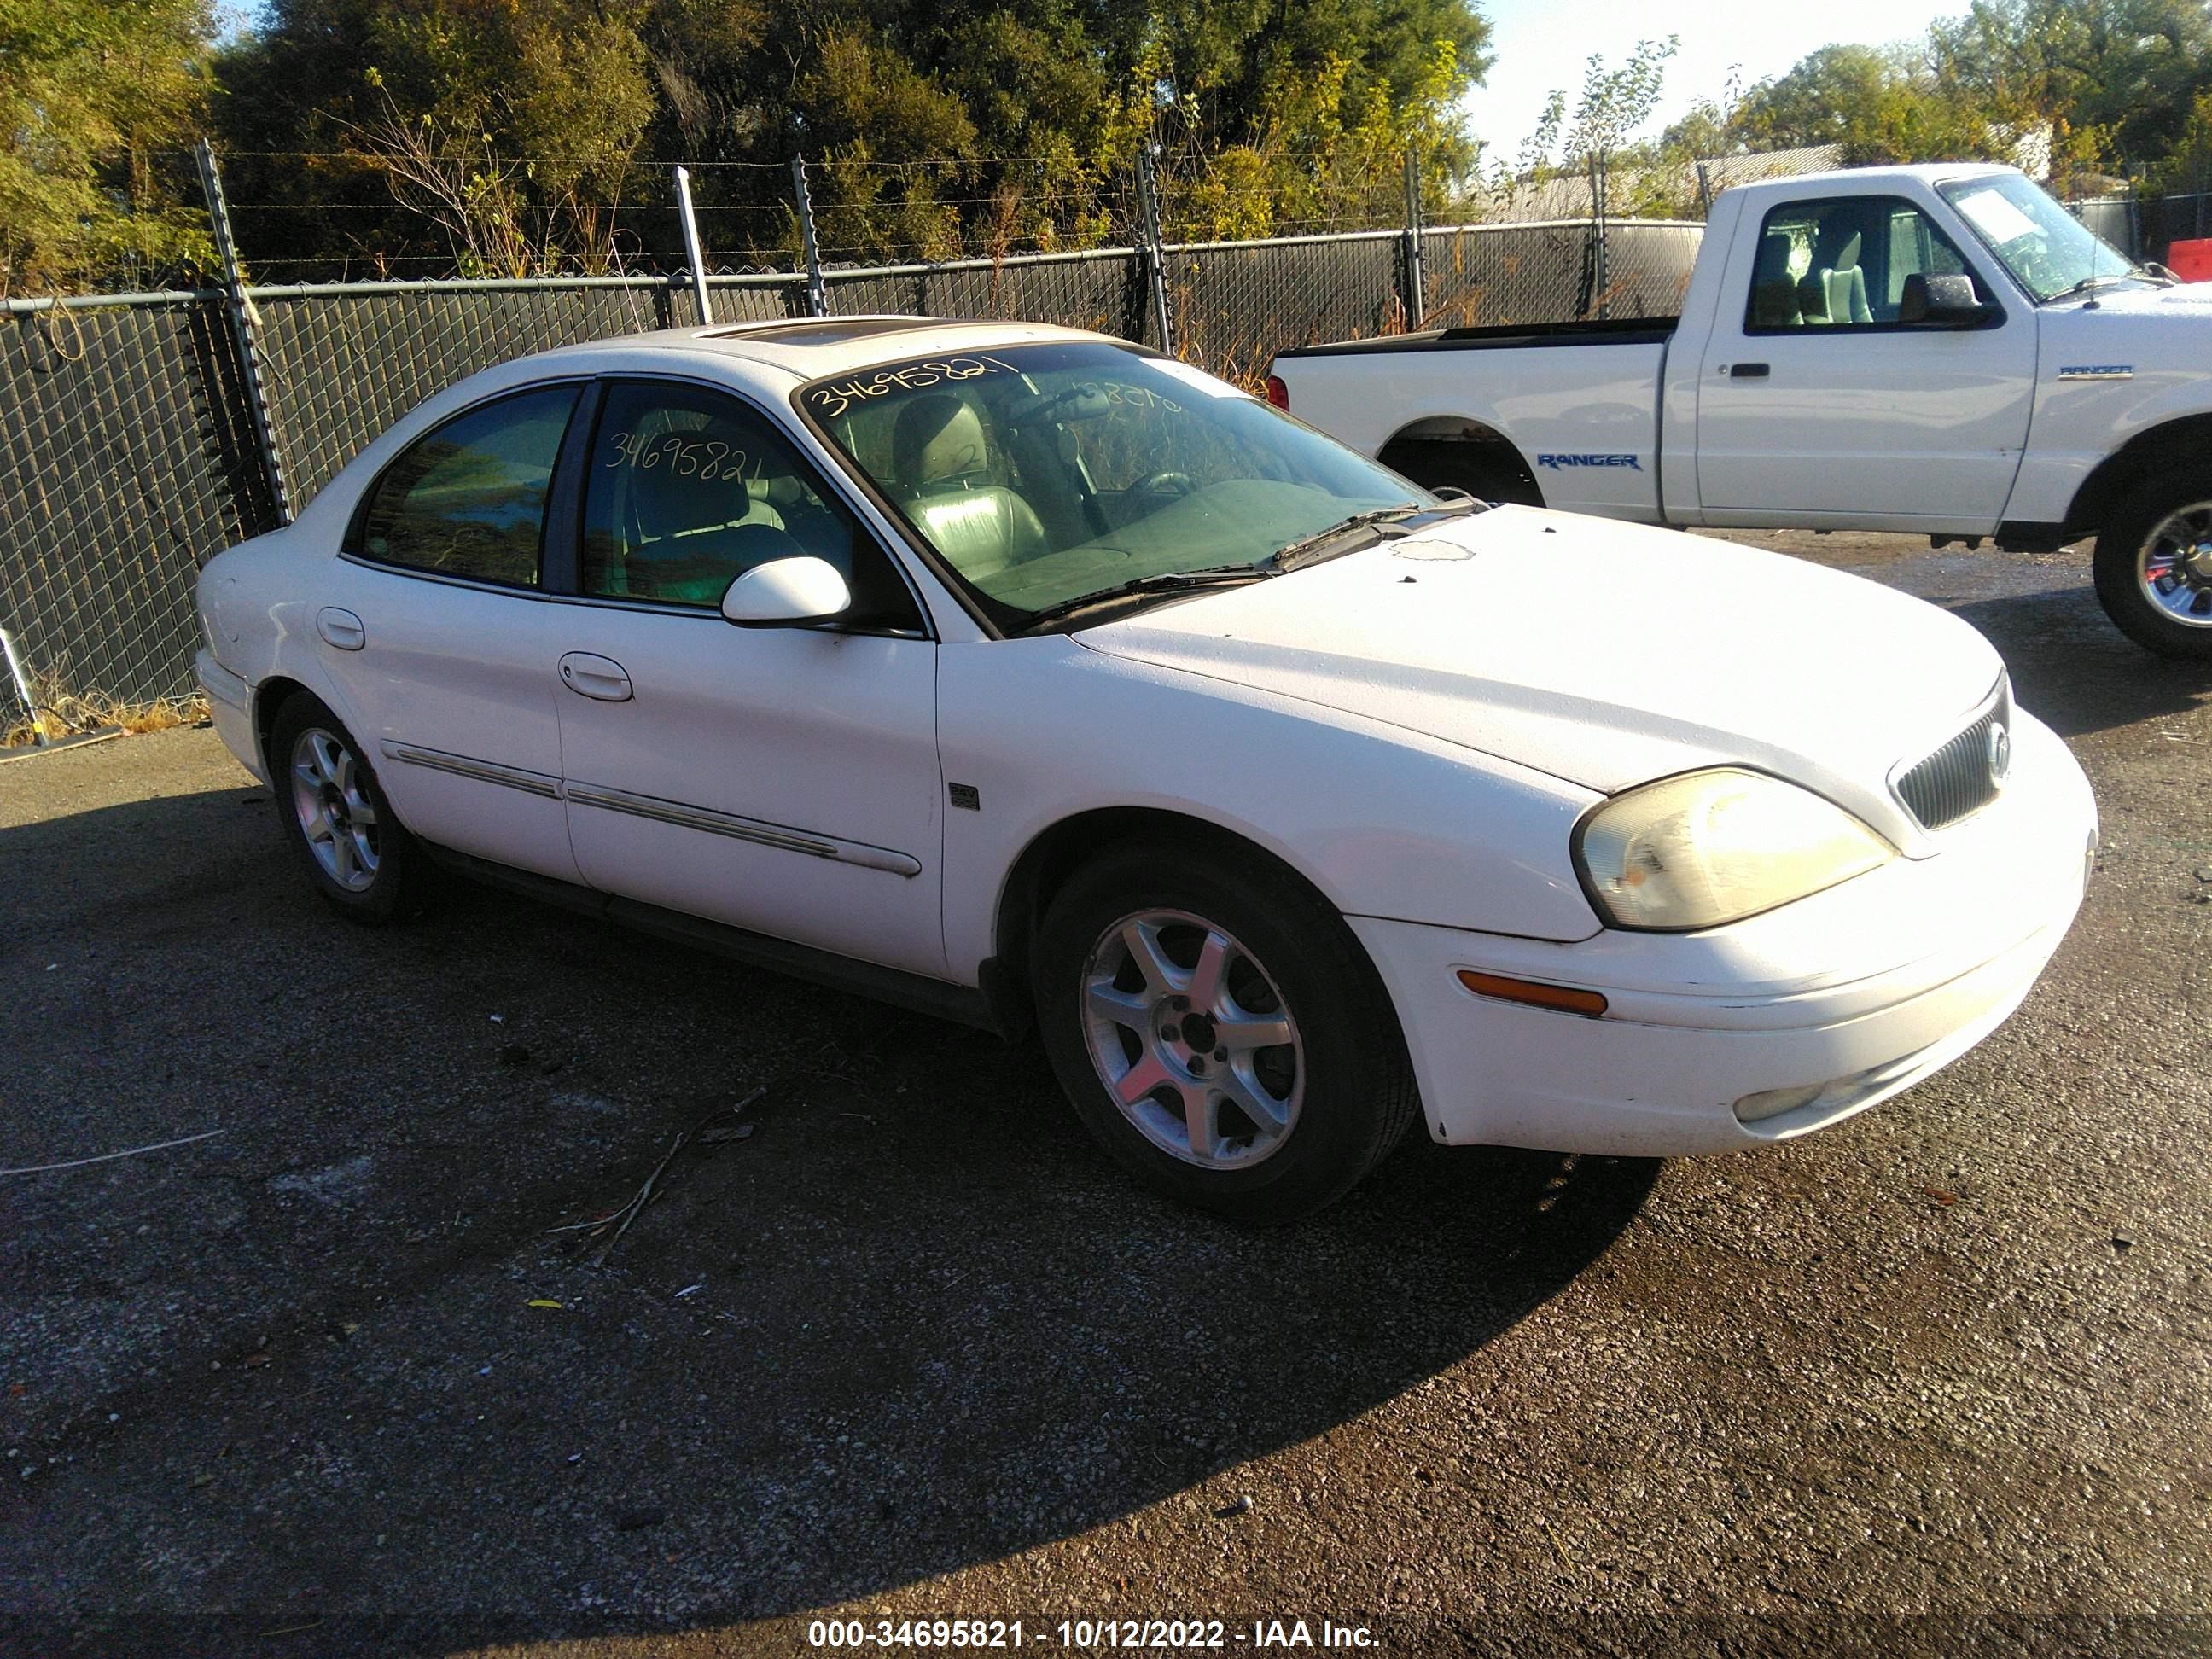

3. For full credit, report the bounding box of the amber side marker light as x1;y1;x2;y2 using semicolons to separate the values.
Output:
1455;969;1609;1018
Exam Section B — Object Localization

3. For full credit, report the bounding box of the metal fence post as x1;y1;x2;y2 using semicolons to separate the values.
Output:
1135;145;1174;354
195;139;293;527
674;166;714;325
1400;150;1425;330
1591;149;1610;321
791;154;829;317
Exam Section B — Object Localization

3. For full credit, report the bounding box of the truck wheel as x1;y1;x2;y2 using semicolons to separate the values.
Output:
1377;437;1544;508
269;690;432;923
1031;841;1420;1224
2093;478;2212;658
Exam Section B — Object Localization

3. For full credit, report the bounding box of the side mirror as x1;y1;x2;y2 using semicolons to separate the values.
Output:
719;556;853;626
1899;272;1992;327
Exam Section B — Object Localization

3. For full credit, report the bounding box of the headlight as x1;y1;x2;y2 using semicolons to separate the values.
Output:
1575;768;1893;931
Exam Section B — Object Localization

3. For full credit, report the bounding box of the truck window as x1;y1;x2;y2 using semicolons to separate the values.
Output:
1744;196;1982;333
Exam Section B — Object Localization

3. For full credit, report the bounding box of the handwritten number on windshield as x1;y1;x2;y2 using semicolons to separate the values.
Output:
806;355;1023;419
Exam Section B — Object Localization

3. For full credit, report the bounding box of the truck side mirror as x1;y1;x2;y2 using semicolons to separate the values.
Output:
1899;272;1992;327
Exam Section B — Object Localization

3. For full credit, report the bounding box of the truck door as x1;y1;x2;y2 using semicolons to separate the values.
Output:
1693;192;2034;533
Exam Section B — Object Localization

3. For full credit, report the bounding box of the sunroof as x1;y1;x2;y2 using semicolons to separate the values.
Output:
706;317;961;346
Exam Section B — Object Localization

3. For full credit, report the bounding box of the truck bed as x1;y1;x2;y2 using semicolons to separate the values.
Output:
1276;314;1679;359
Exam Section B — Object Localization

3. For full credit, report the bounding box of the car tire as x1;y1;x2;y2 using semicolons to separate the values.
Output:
268;690;429;923
2093;474;2212;658
1032;841;1420;1223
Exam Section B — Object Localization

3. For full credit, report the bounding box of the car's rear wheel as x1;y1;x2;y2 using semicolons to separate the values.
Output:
2094;476;2212;658
1032;842;1418;1223
269;691;428;923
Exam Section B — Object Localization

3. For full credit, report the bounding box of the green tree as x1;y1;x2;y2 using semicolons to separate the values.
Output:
0;0;215;294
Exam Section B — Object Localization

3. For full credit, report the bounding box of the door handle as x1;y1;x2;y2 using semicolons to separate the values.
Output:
1728;362;1771;379
316;608;366;650
558;652;632;702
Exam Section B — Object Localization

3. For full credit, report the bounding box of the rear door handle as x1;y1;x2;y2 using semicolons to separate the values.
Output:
316;608;366;650
1727;362;1770;379
558;652;632;702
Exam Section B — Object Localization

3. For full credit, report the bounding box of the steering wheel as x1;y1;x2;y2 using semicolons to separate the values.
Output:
1134;471;1196;499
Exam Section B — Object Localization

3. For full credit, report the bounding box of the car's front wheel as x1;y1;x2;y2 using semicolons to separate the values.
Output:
1032;842;1418;1223
2094;475;2212;658
269;690;428;923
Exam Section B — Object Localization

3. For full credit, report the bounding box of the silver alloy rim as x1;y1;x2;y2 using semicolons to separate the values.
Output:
289;726;381;892
1079;908;1304;1169
2137;501;2212;627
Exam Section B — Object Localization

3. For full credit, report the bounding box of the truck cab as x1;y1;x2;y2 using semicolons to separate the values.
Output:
1270;164;2212;656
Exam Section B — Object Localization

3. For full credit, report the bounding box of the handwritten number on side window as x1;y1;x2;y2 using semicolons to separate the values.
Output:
603;430;749;480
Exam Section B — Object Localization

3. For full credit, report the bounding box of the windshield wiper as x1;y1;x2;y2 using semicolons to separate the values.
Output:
1016;564;1274;630
2046;271;2151;304
1263;497;1481;573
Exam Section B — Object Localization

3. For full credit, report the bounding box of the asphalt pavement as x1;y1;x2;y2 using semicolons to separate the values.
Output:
1;531;2208;1657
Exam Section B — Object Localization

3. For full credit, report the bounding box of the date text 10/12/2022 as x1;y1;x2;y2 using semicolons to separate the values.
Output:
806;1617;1380;1649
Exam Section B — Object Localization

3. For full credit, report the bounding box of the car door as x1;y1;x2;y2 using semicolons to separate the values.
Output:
550;376;946;979
1694;192;2035;531
321;381;587;881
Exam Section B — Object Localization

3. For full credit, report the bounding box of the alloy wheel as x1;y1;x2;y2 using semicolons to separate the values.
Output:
289;726;381;892
1079;907;1305;1168
2137;501;2212;627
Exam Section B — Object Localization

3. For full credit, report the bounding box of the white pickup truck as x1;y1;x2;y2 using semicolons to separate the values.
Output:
1267;162;2212;657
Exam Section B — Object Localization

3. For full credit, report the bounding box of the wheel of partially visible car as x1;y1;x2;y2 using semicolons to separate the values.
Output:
269;690;429;923
1032;841;1419;1223
2094;475;2212;658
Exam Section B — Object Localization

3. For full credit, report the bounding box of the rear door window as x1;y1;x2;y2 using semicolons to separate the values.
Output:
354;385;580;586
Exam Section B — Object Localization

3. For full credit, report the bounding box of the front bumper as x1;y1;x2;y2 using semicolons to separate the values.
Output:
1352;712;2097;1157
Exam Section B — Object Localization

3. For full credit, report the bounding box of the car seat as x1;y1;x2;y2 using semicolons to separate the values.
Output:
607;433;786;604
888;394;1051;582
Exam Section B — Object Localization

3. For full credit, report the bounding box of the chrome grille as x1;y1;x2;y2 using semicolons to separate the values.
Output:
1895;682;2011;831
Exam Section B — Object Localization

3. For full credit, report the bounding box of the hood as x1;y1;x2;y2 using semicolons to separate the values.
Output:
1074;508;2005;853
2048;278;2212;320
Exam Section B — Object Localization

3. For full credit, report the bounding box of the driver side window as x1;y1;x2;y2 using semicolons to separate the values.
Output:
580;381;922;630
1745;195;1979;332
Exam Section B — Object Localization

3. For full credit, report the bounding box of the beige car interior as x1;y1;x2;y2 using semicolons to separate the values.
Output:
888;393;1051;582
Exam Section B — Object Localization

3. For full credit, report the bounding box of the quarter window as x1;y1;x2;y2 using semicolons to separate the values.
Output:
1744;196;1982;332
355;385;580;586
581;381;921;629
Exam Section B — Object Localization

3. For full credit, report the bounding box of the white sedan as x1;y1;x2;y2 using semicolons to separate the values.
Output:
194;317;2098;1221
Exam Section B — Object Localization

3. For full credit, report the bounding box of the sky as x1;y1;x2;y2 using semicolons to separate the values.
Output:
1460;0;1973;157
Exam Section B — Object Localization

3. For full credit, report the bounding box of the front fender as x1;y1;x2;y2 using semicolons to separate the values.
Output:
936;637;1604;982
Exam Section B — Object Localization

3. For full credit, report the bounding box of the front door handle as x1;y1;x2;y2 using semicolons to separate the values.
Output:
1728;362;1771;379
558;652;632;702
316;608;366;650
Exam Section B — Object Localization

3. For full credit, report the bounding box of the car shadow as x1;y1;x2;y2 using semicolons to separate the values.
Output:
1;783;1660;1652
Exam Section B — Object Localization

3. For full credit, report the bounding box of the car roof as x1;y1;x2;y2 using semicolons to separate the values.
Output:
526;315;1119;382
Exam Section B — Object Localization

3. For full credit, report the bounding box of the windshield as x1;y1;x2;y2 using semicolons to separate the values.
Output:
1936;173;2139;301
798;341;1424;625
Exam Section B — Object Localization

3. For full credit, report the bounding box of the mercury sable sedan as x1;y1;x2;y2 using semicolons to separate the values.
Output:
195;317;2098;1221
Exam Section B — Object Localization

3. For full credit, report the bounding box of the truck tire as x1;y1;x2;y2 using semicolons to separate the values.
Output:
2093;475;2212;658
1377;436;1544;508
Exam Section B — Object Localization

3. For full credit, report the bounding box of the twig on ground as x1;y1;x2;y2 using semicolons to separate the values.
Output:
1;1127;227;1177
548;1086;770;1266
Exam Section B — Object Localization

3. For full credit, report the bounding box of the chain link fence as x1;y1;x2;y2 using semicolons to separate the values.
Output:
3;201;1708;720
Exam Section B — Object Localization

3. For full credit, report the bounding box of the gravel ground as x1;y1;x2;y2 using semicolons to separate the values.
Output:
2;531;2209;1657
